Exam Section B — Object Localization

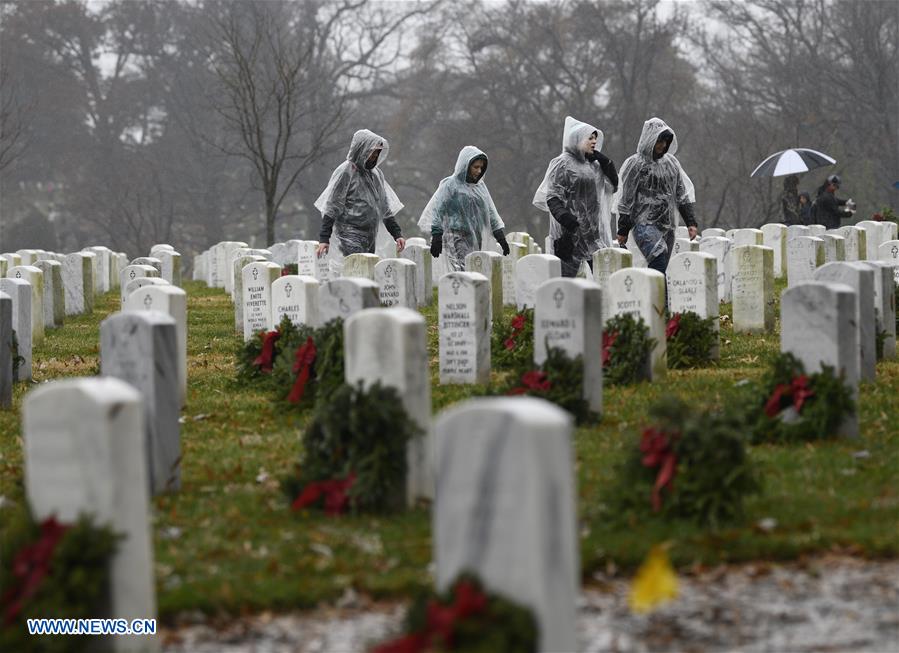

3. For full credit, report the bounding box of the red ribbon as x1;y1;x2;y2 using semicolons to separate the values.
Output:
2;517;70;624
764;375;815;418
372;580;488;653
252;330;280;372
504;313;528;351
287;337;317;404
602;330;619;367
666;313;682;339
640;427;678;512
290;473;356;516
508;370;552;395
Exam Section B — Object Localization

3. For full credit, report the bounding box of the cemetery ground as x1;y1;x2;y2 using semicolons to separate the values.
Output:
1;280;897;627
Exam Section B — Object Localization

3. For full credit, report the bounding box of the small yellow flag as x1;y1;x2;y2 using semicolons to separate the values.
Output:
628;544;678;613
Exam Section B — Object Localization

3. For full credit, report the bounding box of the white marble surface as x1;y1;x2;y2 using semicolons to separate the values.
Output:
787;236;824;287
399;244;432;307
699;236;733;303
814;262;876;381
761;223;788;278
731;245;775;334
515;254;561;310
607;267;667;380
465;250;503;322
242;261;281;341
374;258;416;308
318;278;380;325
271;275;320;327
593;247;633;326
438;272;491;385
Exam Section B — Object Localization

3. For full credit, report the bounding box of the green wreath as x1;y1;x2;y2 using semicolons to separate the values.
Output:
490;309;534;374
666;312;717;369
603;314;655;386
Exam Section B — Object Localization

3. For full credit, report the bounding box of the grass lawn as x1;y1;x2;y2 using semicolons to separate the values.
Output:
1;278;897;620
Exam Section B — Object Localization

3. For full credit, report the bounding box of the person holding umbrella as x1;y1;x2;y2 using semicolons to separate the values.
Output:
813;174;855;229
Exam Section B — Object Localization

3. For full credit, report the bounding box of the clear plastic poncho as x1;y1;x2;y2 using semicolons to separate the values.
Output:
417;145;505;272
613;117;695;262
314;129;404;275
533;116;614;277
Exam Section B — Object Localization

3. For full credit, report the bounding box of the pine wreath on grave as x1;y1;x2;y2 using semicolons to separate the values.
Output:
603;314;656;386
744;352;855;443
496;346;598;425
666;311;717;369
270;318;346;411
606;397;760;527
280;263;298;276
282;380;421;515
10;329;25;381
371;572;537;653
0;510;120;653
491;309;534;374
235;315;301;387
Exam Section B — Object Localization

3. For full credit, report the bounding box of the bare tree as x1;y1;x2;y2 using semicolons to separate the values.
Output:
205;0;437;246
0;55;31;172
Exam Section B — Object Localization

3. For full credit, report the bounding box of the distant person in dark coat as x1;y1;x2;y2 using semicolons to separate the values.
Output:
798;191;813;224
782;174;800;225
813;174;854;229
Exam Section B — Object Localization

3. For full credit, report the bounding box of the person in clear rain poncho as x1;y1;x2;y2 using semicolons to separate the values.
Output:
420;146;510;271
315;129;405;268
615;117;698;275
533;116;618;277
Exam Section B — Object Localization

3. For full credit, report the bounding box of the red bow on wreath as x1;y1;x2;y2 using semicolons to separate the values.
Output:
640;427;679;512
764;375;815;418
508;370;552;395
504;313;528;351
291;473;356;516
372;580;489;653
666;313;682;339
287;337;317;404
602;330;619;366
253;330;281;372
1;517;69;624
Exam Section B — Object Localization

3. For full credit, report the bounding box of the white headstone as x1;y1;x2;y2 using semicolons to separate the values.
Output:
813;262;876;381
855;261;896;360
122;277;169;308
666;252;719;357
438;272;491;385
515;254;561;310
0;292;10;406
856;220;885;260
16;248;38;266
732;228;764;247
120;264;159;303
400;244;433;307
342;253;379;280
23;378;158;651
124;285;189;406
820;233;846;263
375;258;417;308
232;255;267;332
271;275;320;328
593;247;633;326
433;397;578;653
62;252;94;315
0;278;31;381
502;242;528;305
833;226;866;262
607;268;667;380
2;252;23;268
807;224;827;237
131;256;162;275
781;282;859;436
318;278;380;324
465;250;503;321
345;308;432;504
699;236;733;303
702;227;726;239
534;278;603;413
33;259;65;329
675;226;689;239
296;240;320;277
731;245;775;333
150;244;175;255
787;225;810;242
101;311;180;495
878;240;899;285
761;223;788;279
671;237;699;259
157;250;182;287
242;261;281;341
7;265;45;344
84;246;113;293
787;236;825;287
220;241;249;291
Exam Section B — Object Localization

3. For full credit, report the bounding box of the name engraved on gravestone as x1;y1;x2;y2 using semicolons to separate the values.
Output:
439;273;489;384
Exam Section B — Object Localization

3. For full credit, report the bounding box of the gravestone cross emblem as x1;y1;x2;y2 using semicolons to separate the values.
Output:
624;275;633;293
252;267;259;281
15;270;21;278
129;270;136;280
143;294;153;308
553;287;565;309
451;277;461;296
284;282;292;298
385;264;394;279
892;245;898;257
683;257;692;271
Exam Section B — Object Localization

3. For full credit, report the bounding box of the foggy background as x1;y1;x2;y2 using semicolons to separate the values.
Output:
1;0;896;257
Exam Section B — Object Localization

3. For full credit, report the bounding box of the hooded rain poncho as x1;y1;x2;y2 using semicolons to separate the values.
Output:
314;129;404;274
614;117;695;263
417;146;505;272
533;116;614;277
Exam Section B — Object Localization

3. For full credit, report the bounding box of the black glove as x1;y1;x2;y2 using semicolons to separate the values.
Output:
430;234;442;258
553;231;575;260
493;229;510;256
556;211;579;233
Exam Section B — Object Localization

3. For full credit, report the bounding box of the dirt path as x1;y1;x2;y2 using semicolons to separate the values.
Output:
161;555;899;652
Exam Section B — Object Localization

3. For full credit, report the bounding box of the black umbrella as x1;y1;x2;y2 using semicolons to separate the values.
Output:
750;148;836;178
